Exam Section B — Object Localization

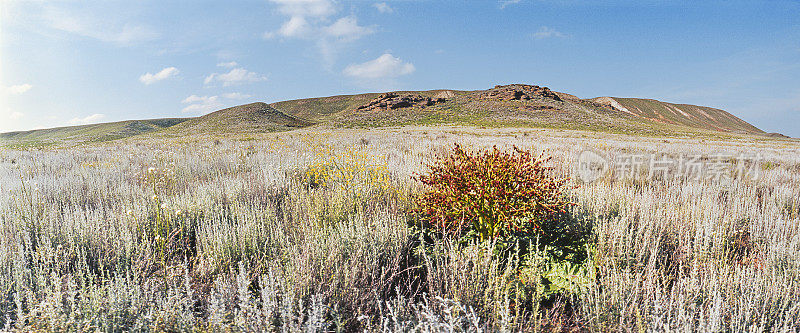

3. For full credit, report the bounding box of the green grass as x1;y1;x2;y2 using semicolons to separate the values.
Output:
611;97;764;134
3;84;791;149
0;118;189;148
158;102;313;136
270;89;469;122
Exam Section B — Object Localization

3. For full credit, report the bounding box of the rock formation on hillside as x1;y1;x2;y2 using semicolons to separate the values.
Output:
592;97;633;114
480;84;563;102
519;104;556;111
434;90;456;99
356;93;446;112
765;132;790;138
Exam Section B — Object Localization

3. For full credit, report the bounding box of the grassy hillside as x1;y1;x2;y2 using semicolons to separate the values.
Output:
270;93;380;121
593;97;764;135
271;85;769;138
0;84;779;147
0;118;188;147
269;86;721;137
269;89;468;121
160;102;312;135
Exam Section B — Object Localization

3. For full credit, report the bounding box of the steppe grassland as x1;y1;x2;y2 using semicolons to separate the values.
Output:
1;126;799;331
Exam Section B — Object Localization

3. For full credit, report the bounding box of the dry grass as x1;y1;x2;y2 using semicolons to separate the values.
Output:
0;126;798;331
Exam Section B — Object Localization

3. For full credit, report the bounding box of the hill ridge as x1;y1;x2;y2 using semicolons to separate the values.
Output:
161;102;313;135
591;96;763;135
2;83;786;147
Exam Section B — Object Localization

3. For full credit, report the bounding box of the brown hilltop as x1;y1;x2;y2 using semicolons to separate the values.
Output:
356;93;447;112
478;84;563;102
351;84;563;113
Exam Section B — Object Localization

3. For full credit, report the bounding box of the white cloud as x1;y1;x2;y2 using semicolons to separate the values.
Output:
271;0;335;18
323;16;374;41
9;111;24;120
222;92;252;100
343;53;415;79
69;114;106;125
500;0;522;9
0;107;25;132
181;92;254;114
265;0;374;64
204;67;267;87
217;61;239;68
279;15;312;38
181;95;208;104
139;67;179;85
181;95;223;114
44;7;159;46
373;2;394;14
533;26;567;39
4;84;33;95
215;50;238;60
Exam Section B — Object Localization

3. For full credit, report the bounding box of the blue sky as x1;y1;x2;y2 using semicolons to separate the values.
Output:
2;0;799;136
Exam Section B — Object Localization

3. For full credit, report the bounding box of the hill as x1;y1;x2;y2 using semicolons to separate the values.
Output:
269;89;469;122
0;118;188;147
0;84;780;147
160;102;312;135
591;97;763;135
271;84;767;137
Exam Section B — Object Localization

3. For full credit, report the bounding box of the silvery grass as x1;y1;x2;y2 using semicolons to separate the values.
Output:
0;127;798;331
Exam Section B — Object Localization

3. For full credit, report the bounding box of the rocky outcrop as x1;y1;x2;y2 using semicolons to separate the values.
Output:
480;84;562;102
519;104;556;111
591;97;633;114
434;90;456;99
357;93;446;112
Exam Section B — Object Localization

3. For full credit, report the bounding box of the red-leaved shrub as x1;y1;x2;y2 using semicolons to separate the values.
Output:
414;144;572;242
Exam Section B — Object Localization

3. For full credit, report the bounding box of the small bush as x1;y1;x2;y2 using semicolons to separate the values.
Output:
414;144;572;242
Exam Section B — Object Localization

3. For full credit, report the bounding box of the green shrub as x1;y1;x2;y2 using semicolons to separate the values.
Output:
412;144;595;325
414;144;572;242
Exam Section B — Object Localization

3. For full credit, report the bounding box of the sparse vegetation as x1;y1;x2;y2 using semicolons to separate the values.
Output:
4;84;788;149
1;126;798;331
414;144;571;242
0;118;190;147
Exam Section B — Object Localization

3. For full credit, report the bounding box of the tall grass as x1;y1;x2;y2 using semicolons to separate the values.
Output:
0;127;798;331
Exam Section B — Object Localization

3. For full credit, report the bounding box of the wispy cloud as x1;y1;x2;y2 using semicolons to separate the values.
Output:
265;0;335;39
343;53;415;80
264;0;375;65
373;2;394;14
43;6;159;46
2;108;25;121
181;95;222;114
217;61;239;68
276;15;313;38
0;107;25;130
221;92;253;100
273;0;336;18
204;67;267;87
4;84;33;95
500;0;522;9
181;93;253;114
533;26;568;39
322;16;374;41
69;113;105;125
139;67;179;85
